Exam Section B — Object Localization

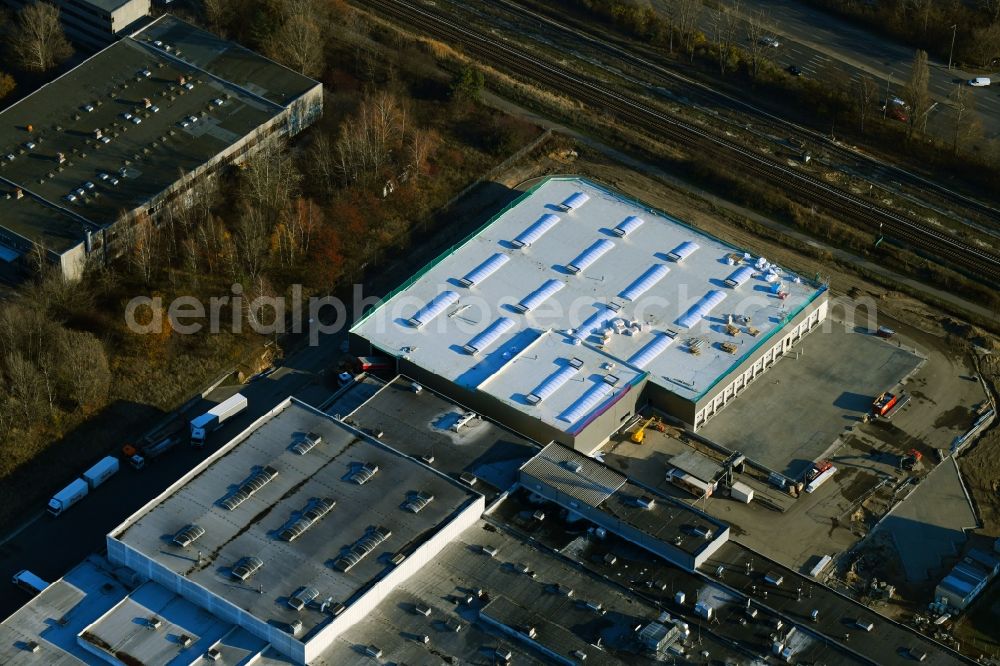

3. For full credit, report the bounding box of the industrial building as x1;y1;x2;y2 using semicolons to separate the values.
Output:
351;177;828;451
1;0;150;50
0;14;321;279
105;397;483;663
519;443;730;570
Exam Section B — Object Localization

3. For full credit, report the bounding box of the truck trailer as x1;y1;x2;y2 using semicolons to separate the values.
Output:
190;393;248;446
47;478;89;516
82;456;119;489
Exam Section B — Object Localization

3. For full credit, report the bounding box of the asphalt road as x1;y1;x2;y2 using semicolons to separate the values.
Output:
649;0;1000;139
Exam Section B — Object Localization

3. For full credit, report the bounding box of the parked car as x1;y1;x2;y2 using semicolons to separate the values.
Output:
758;36;780;48
787;65;802;76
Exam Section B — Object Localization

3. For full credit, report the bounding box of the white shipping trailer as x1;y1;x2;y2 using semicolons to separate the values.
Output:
730;481;754;504
190;393;248;446
47;478;89;516
82;456;119;489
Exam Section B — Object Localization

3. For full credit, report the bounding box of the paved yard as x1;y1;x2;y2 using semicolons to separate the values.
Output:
700;322;922;477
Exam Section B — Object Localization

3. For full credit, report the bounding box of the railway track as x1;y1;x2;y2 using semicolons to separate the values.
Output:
362;0;1000;285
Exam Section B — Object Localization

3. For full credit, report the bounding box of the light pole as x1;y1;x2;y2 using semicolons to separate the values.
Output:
948;24;957;70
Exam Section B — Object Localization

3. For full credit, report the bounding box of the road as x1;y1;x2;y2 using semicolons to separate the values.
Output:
649;0;1000;139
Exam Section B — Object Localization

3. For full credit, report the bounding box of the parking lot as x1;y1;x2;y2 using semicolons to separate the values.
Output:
700;321;923;478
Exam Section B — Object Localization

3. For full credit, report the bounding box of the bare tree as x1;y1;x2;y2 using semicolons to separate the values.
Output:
334;90;407;186
7;2;72;72
203;0;234;35
308;133;339;200
966;23;1000;67
240;138;302;217
856;75;878;133
984;0;1000;24
671;0;702;60
233;204;272;283
949;83;981;155
5;351;43;421
56;330;109;413
265;0;326;78
409;128;439;181
743;9;771;79
121;212;158;286
903;49;931;137
710;0;741;76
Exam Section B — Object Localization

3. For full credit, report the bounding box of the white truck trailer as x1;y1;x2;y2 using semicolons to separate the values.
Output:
47;478;89;516
82;456;119;489
190;393;248;446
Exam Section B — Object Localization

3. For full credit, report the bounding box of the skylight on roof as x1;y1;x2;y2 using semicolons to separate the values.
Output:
459;253;509;288
526;364;579;405
514;279;565;313
626;332;674;369
724;265;754;288
463;317;515;355
566;239;615;275
667;241;699;262
511;214;560;248
407;291;459;328
676;290;727;328
559;380;614;423
618;264;670;301
612;215;644;237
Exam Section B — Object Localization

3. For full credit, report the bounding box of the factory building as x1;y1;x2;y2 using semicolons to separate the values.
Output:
1;0;150;50
351;177;828;452
0;14;321;279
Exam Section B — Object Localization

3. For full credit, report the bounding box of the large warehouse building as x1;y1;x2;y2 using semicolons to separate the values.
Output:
0;14;321;279
106;398;484;664
351;177;828;452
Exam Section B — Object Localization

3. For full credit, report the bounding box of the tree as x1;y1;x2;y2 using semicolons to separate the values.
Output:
949;83;981;155
710;0;741;76
264;0;326;78
56;330;109;414
7;2;73;72
451;64;484;101
240;138;302;217
743;9;771;80
0;73;14;100
409;128;439;181
856;75;878;133
5;351;44;421
965;23;1000;67
903;49;931;137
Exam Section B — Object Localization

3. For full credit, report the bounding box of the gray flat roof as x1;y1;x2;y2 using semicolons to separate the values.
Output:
313;521;713;665
669;449;724;483
111;399;479;644
0;557;130;665
352;177;825;432
519;442;626;506
81;582;234;664
346;376;541;499
132;15;320;107
0;15;318;252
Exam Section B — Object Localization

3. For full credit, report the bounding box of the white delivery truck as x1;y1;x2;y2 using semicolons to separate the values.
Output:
82;456;119;489
968;77;991;87
47;478;89;516
190;393;248;446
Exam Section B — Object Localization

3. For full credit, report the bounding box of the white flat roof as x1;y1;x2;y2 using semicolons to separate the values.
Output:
353;177;824;429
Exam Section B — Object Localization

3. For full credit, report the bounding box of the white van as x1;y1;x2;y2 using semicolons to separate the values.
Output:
12;570;49;595
968;77;991;87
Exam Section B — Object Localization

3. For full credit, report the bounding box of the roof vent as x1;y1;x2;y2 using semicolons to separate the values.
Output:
291;432;322;455
401;491;434;513
334;526;392;572
564;460;583;473
221;466;279;511
231;556;264;581
280;497;335;541
146;617;162;630
172;524;206;548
